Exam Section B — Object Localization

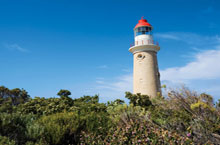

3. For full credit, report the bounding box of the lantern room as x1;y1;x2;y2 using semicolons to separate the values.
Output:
134;17;153;36
133;17;155;46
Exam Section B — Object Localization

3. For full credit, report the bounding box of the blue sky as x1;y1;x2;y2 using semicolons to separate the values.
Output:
1;0;220;102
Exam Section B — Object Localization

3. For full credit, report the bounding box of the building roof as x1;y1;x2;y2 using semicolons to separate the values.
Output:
134;17;152;29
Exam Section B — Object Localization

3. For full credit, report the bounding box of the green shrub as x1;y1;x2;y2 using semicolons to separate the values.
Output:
36;111;80;145
0;136;16;145
81;104;193;144
1;86;220;144
0;113;36;145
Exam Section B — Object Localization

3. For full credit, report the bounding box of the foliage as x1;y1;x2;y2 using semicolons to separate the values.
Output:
0;86;220;144
57;89;72;101
0;113;36;145
81;115;192;144
36;112;80;144
149;87;220;144
125;92;152;109
17;97;74;115
57;89;71;97
0;136;16;145
0;86;30;113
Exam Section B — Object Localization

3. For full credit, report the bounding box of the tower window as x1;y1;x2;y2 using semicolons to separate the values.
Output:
137;54;145;60
138;54;142;58
135;26;152;36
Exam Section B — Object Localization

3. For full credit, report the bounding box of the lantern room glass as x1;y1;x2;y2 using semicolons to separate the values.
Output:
134;26;152;36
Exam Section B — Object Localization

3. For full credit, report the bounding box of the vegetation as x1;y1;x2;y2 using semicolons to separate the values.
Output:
1;85;220;144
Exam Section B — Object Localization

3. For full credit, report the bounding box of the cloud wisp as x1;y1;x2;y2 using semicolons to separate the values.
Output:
94;74;132;101
158;32;220;82
5;44;29;53
155;32;220;47
96;45;220;96
96;74;132;92
154;33;180;40
94;32;220;100
161;48;220;82
97;65;108;69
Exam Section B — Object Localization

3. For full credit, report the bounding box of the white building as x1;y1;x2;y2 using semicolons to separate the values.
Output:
129;17;161;98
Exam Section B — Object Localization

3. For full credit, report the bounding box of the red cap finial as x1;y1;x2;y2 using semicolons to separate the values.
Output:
134;17;151;29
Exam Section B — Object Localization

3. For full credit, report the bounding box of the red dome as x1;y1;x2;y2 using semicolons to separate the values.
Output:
134;17;151;29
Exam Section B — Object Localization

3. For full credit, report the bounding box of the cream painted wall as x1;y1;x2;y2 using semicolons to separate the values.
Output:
133;51;161;97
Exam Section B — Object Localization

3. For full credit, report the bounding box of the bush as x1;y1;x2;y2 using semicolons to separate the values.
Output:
35;111;81;145
81;104;193;144
0;136;16;145
0;113;36;145
1;86;220;144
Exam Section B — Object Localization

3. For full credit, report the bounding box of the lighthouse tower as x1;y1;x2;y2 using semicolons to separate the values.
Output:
129;17;161;98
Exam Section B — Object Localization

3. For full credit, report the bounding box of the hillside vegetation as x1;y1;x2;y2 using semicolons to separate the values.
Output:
0;86;220;144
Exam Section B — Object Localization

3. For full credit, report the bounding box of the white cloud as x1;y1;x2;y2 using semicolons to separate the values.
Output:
96;74;132;92
161;47;220;81
157;32;220;99
94;74;132;101
122;68;131;72
103;46;220;99
155;32;220;46
111;74;133;92
5;44;28;52
96;80;105;84
97;65;108;69
95;32;220;101
154;33;180;40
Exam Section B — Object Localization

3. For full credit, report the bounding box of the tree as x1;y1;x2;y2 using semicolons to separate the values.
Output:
0;86;30;105
57;89;71;98
125;92;152;109
0;86;30;113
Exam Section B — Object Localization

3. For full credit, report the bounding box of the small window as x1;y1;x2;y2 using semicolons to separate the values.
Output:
137;54;145;60
138;54;142;58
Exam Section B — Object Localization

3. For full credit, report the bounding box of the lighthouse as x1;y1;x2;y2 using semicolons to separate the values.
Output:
129;17;161;98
